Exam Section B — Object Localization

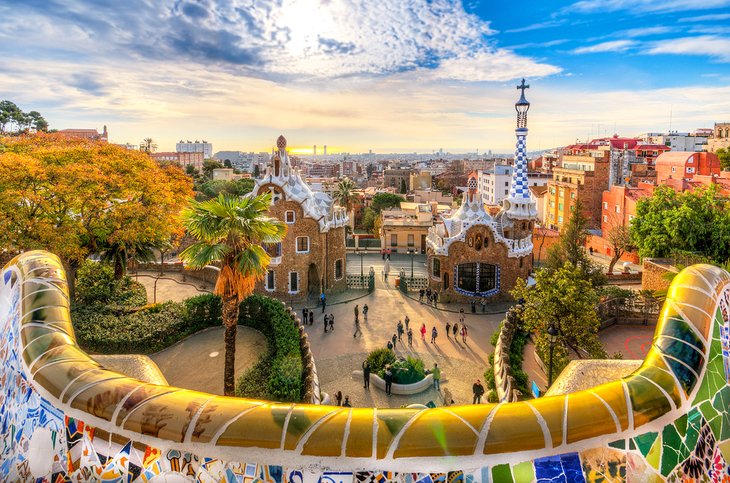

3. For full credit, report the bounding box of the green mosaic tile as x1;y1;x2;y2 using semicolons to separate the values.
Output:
660;435;680;476
511;461;534;483
712;386;730;440
662;424;681;451
699;400;719;423
491;464;513;483
629;438;636;451
720;440;730;463
675;414;688;437
608;439;626;450
647;434;662;471
635;432;659;457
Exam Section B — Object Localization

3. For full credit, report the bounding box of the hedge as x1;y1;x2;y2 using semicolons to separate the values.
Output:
236;294;303;402
71;294;221;354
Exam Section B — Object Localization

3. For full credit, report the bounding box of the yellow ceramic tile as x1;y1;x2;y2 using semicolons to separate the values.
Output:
301;408;350;457
217;403;289;449
344;408;375;458
625;375;672;429
566;391;618;444
484;402;545;454
394;408;478;458
122;389;213;442
376;408;421;459
531;396;566;448
283;405;339;451
190;397;266;444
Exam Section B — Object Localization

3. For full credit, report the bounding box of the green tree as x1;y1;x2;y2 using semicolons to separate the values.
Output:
399;178;407;194
253;164;261;178
717;148;730;171
0;101;44;134
203;159;224;179
140;138;157;153
185;164;199;177
630;184;730;262
180;193;287;396
606;221;635;275
371;192;405;212
513;263;606;384
26;111;48;132
545;199;605;285
361;207;378;234
223;159;233;168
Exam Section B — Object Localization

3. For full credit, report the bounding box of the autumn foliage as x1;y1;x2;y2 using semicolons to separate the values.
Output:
0;133;193;287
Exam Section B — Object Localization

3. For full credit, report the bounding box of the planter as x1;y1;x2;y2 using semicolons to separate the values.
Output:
352;370;435;395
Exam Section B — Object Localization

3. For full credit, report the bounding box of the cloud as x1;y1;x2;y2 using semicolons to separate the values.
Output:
573;40;636;54
617;26;672;38
0;0;559;83
504;20;565;34
679;13;730;22
568;0;730;13
429;50;562;82
645;35;730;62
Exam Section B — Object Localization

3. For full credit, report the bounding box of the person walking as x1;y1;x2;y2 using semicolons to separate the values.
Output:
384;365;393;396
335;390;343;406
404;315;410;331
308;310;314;326
433;291;439;306
459;308;465;325
472;379;485;404
382;249;386;261
462;324;468;344
481;297;487;313
363;304;369;322
391;333;398;348
419;289;424;303
387;340;393;351
445;322;451;338
302;307;308;325
397;320;404;341
407;328;413;347
432;363;441;391
353;317;362;338
431;326;438;344
321;292;326;313
362;360;371;389
452;322;459;339
324;314;329;333
420;323;427;341
471;299;476;313
342;396;351;407
354;304;359;323
329;314;335;332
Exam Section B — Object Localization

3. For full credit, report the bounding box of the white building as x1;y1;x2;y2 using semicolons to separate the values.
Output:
176;140;213;160
638;131;709;152
477;165;550;206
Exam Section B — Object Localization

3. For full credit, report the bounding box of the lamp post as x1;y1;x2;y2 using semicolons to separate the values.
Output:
356;250;364;277
547;323;559;387
408;248;415;279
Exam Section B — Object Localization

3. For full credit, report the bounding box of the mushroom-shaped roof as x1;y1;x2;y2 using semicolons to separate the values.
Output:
277;135;287;149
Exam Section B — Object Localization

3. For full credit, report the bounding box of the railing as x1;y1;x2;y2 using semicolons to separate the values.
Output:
347;268;375;292
2;251;729;479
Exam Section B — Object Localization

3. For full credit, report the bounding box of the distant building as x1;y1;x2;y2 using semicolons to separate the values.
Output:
323;145;327;156
57;126;108;142
150;151;204;172
477;165;550;206
380;202;446;254
655;152;721;186
211;168;249;181
251;135;348;300
176;140;212;160
213;151;264;172
706;123;730;153
409;171;432;191
411;189;454;205
383;168;415;190
639;131;709;152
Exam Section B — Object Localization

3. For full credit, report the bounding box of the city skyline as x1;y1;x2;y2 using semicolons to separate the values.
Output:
1;0;729;153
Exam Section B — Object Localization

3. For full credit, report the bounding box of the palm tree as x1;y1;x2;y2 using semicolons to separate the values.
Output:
333;178;358;231
140;138;157;153
180;193;286;396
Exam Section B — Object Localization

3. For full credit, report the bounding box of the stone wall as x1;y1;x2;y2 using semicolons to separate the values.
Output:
642;258;679;292
493;307;522;402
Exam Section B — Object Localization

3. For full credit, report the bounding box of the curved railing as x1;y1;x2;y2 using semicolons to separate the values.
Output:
2;250;729;480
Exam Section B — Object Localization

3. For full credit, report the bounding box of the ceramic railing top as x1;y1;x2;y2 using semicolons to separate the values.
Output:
4;250;730;473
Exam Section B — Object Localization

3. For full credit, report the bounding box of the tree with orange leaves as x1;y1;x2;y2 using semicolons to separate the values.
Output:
180;192;286;396
0;133;193;296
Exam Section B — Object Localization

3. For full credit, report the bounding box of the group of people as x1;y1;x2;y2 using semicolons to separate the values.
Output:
353;304;368;337
444;321;469;343
333;391;351;407
418;288;439;306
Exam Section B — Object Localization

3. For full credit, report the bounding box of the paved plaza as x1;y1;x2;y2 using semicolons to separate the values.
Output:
133;270;213;303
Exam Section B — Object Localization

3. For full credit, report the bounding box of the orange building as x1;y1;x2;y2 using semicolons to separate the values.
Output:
655;152;721;184
57;126;108;142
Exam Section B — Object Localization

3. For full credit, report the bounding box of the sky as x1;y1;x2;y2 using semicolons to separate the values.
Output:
1;0;729;154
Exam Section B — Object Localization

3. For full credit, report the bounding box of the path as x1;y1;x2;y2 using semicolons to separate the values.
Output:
150;326;267;395
133;270;213;303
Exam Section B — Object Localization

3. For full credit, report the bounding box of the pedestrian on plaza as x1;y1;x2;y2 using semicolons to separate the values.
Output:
419;289;424;303
387;340;393;351
321;293;326;313
472;379;485;404
471;299;476;313
329;314;335;332
453;322;459;338
431;326;438;344
445;322;451;338
362;360;371;389
353;317;362;338
461;324;468;343
397;320;404;341
433;291;439;306
302;307;308;325
404;315;410;331
589;246;594;255
335;390;343;406
386;248;391;260
407;328;413;346
384;365;393;396
354;304;359;323
459;308;465;325
343;396;351;407
420;323;427;341
426;288;432;301
324;314;329;333
382;249;386;261
363;304;369;322
392;333;398;348
309;311;314;326
481;298;487;313
432;363;441;391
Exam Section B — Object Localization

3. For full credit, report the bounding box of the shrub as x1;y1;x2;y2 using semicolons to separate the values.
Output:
390;356;426;384
366;348;396;378
268;353;303;401
184;294;222;330
235;356;272;400
484;353;496;392
487;390;498;403
75;260;147;308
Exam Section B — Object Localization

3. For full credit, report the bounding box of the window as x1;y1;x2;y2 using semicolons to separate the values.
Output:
504;181;509;187
265;270;275;291
335;259;343;280
558;203;563;211
519;257;524;268
687;157;694;164
265;242;282;258
615;205;620;213
629;214;635;221
686;167;695;173
603;215;608;222
672;166;677;173
504;189;508;195
285;211;296;223
407;234;414;247
390;234;398;247
289;272;299;293
558;215;563;223
456;262;497;294
443;272;449;290
432;258;441;277
570;192;575;199
296;236;309;253
603;201;608;209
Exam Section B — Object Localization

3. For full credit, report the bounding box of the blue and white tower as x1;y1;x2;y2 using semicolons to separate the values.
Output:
504;78;538;220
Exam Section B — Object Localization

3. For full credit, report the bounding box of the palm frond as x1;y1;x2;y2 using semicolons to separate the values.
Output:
179;242;230;268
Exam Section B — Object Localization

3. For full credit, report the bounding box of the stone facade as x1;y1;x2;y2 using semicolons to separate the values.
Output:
251;136;348;301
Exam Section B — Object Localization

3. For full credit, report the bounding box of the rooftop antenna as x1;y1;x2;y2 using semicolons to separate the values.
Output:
669;105;673;133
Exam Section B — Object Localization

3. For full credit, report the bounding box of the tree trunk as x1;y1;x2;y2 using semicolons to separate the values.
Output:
222;297;240;397
61;259;79;302
113;253;125;280
608;249;622;274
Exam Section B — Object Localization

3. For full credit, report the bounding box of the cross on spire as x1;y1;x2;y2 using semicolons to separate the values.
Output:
517;78;529;94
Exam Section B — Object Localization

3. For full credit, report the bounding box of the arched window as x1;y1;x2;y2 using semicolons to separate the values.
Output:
443;272;449;290
432;258;441;277
475;234;482;251
456;263;497;294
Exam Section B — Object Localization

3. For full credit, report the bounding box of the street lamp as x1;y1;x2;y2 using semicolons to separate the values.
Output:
547;323;559;387
355;250;364;277
407;248;415;278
